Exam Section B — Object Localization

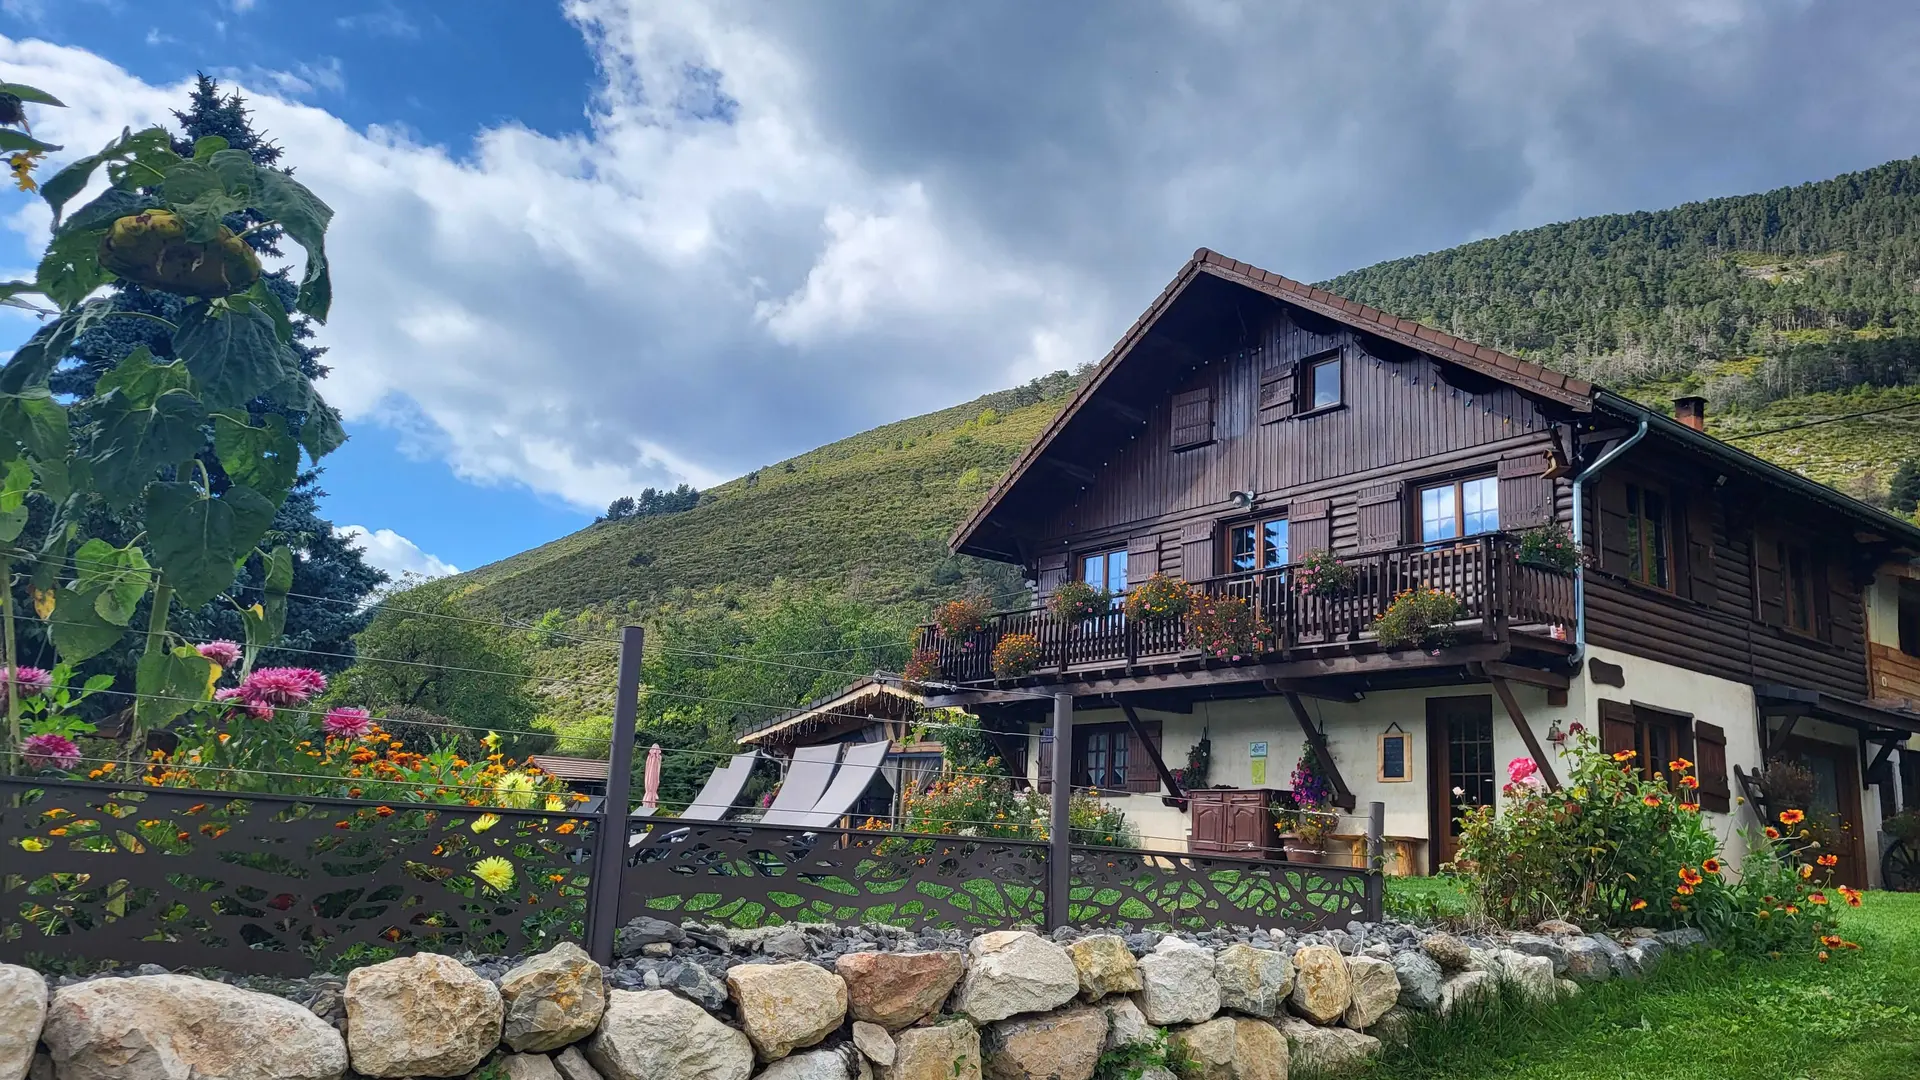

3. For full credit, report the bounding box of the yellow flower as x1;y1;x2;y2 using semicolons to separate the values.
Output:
544;795;567;812
471;856;515;893
19;837;46;851
8;150;41;192
31;586;54;619
493;772;538;810
1779;809;1805;826
470;813;501;833
248;603;265;619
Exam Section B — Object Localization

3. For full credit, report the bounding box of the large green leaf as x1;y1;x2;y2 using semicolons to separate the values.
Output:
88;391;205;507
0;456;31;543
212;410;298;505
263;371;348;460
49;586;126;663
104;127;181;192
191;135;229;163
1;301;105;392
208;149;257;195
96;344;192;402
0;83;66;106
72;538;153;626
239;281;294;344
252;168;334;321
0;385;67;462
145;481;277;608
160;160;249;243
172;300;298;410
0;129;61;155
136;645;216;722
36;226;111;311
58;188;155;238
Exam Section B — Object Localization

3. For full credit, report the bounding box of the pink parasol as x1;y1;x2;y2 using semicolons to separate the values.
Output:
642;744;663;810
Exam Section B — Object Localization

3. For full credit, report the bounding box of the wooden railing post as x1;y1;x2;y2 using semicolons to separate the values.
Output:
586;624;643;964
1481;535;1498;640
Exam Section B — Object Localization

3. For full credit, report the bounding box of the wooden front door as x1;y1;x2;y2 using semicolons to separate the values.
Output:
1428;695;1496;871
1778;737;1869;890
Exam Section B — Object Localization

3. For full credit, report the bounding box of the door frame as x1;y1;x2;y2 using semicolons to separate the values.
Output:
1775;735;1869;890
1426;695;1495;873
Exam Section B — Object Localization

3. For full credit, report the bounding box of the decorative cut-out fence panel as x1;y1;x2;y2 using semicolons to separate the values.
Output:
1066;844;1373;931
0;778;599;976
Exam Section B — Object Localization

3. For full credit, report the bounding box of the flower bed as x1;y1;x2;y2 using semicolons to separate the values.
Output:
1187;593;1265;661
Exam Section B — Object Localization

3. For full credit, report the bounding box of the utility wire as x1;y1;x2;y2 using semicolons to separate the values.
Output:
1719;398;1920;442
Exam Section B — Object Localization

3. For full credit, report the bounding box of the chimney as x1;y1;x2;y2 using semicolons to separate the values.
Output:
1674;396;1707;433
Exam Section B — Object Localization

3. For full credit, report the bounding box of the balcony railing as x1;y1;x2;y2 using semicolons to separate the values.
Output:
919;533;1576;686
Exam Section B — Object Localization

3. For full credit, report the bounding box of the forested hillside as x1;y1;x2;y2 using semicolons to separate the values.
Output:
367;157;1920;761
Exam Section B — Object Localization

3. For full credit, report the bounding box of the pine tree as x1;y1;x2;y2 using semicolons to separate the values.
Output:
43;74;385;678
1891;458;1920;515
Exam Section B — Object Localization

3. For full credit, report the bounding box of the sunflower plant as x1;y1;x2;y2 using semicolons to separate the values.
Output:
0;83;343;772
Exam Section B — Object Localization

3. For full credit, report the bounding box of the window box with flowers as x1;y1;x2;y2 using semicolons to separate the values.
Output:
933;596;991;639
1186;593;1266;662
900;648;942;693
1123;572;1192;624
1277;741;1335;863
1516;524;1582;572
1047;579;1114;623
991;632;1043;678
1296;549;1357;598
1372;586;1464;651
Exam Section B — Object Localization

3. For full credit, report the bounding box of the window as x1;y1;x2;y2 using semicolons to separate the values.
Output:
1082;548;1129;595
1418;475;1499;544
1781;542;1815;633
1625;484;1671;590
1307;354;1342;410
1900;582;1920;658
1077;724;1130;790
1600;700;1694;788
1228;517;1289;572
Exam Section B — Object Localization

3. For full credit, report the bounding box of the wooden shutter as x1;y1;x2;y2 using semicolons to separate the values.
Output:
1125;720;1163;793
1171;387;1214;451
1497;454;1553;529
1290;499;1331;557
1258;362;1296;424
1037;728;1054;794
1597;477;1631;576
1355;482;1404;552
1693;720;1730;813
1683;493;1718;606
1127;534;1160;579
1036;553;1069;599
1180;522;1216;582
1752;532;1785;626
1599;699;1637;761
1825;560;1855;650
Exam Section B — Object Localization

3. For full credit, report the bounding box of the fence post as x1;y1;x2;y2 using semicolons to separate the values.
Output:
1364;799;1385;920
1048;692;1073;929
587;624;644;964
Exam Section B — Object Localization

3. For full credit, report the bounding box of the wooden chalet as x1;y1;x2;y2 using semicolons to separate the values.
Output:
923;248;1920;885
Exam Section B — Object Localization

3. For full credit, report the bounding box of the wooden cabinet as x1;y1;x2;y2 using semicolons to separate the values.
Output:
1187;789;1284;858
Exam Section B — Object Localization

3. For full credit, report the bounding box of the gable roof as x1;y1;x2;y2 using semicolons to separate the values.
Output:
949;248;1597;558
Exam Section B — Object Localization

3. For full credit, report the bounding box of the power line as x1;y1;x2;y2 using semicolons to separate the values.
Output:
1719;398;1920;442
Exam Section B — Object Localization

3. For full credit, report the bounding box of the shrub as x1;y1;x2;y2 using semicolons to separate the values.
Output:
1048;579;1114;623
1516;524;1582;571
1187;593;1265;661
1094;1027;1193;1080
1123;573;1192;623
1278;741;1334;848
1296;549;1357;597
933;596;991;639
1068;791;1140;847
1373;586;1463;650
1176;732;1212;790
991;633;1043;678
900;648;941;693
894;766;1137;848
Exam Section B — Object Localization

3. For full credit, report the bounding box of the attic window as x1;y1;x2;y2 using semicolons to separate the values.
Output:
1294;348;1343;414
1171;387;1214;451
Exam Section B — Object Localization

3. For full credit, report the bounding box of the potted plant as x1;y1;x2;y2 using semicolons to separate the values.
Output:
1516;524;1582;572
1123;573;1192;624
1372;586;1464;651
1296;549;1357;598
900;648;942;693
933;596;991;640
1047;579;1114;623
1278;741;1335;863
1186;593;1265;661
991;632;1043;678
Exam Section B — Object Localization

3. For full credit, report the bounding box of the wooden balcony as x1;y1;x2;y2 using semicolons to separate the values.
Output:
919;533;1576;691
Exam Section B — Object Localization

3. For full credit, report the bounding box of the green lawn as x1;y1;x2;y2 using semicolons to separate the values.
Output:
1357;887;1920;1080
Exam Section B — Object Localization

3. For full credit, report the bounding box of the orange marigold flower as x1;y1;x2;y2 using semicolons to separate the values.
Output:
1784;904;1800;915
1613;750;1637;762
48;827;67;836
1702;857;1722;874
1765;826;1781;840
375;806;394;817
1817;854;1838;867
175;831;190;842
1679;866;1703;886
1680;775;1700;789
1800;864;1815;880
1818;950;1829;962
1668;757;1693;771
1808;892;1829;905
1821;934;1845;948
334;821;351;830
1670;899;1686;911
548;873;566;882
1630;898;1648;911
555;822;577;835
1779;809;1806;826
1643;795;1662;807
1676;884;1694;896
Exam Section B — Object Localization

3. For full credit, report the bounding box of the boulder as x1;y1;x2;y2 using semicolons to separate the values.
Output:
1438;970;1495;1017
1488;950;1555;1004
757;1049;853;1080
727;962;849;1062
880;1020;981;1080
500;1054;563;1080
1654;927;1707;950
852;1021;896;1066
982;1006;1107;1080
1287;945;1350;1025
586;990;753;1080
1213;944;1292;1018
1501;934;1569;976
1136;939;1220;1026
1390;950;1444;1012
836;951;966;1030
953;932;1080;1024
0;965;47;1080
42;974;347;1080
1103;998;1151;1050
1561;937;1615;984
1368;1006;1416;1048
552;1047;604;1080
1556;978;1580;999
1169;1018;1235;1080
1419;933;1473;972
1174;1018;1289;1080
345;954;502;1078
1278;1017;1379;1075
613;916;686;958
500;942;607;1053
1065;935;1142;1001
1535;919;1582;936
1340;956;1399;1030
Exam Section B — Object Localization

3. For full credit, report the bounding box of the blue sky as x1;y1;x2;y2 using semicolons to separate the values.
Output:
8;1;1920;583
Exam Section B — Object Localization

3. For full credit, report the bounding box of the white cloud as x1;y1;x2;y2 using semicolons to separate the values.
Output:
215;56;345;98
336;525;460;579
337;3;420;39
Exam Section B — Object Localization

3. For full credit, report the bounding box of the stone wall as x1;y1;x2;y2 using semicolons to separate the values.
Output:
0;917;1707;1080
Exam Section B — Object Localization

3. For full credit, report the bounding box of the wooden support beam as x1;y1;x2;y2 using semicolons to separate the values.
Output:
1866;736;1898;786
1040;457;1099;484
1490;676;1561;790
1120;702;1185;799
1283;691;1356;810
979;729;1032;790
1769;714;1801;757
1479;660;1570;691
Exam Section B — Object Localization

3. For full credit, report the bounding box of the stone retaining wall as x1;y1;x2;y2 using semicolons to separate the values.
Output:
0;918;1706;1080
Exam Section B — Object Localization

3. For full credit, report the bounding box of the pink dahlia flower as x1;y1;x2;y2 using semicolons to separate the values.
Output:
5;666;51;701
196;640;243;668
22;732;80;771
322;706;373;740
216;685;273;720
237;667;328;707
